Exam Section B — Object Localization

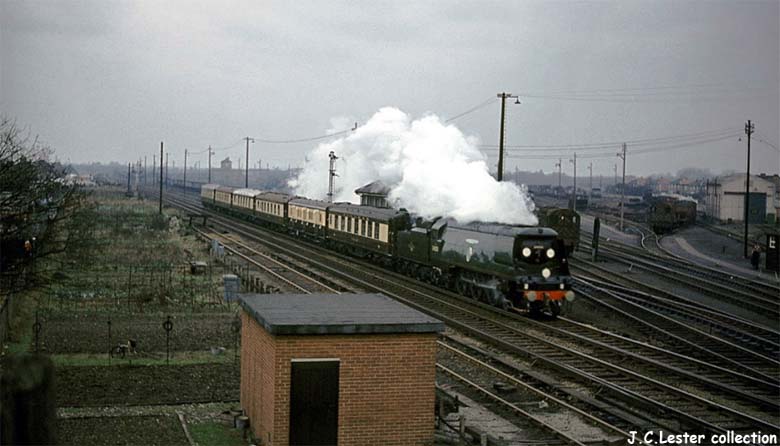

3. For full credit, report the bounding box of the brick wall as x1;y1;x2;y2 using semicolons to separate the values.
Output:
240;310;438;446
240;311;277;445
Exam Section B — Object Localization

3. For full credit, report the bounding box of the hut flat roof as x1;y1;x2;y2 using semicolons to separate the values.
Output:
239;293;444;335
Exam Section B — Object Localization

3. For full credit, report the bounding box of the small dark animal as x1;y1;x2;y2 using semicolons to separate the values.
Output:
110;339;137;358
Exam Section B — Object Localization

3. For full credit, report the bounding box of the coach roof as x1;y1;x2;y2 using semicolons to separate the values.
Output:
257;192;292;203
289;198;330;210
234;188;265;198
329;203;407;220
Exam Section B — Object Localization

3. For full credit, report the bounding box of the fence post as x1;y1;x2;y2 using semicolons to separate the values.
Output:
163;315;173;365
107;318;112;366
32;311;42;353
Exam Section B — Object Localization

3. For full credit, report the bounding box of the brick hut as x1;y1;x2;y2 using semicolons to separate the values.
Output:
239;293;444;446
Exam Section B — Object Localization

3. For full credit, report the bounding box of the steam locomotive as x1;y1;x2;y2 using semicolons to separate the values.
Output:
201;184;574;316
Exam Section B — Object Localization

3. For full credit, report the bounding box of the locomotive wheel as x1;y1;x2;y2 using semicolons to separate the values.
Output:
528;301;544;318
549;301;562;317
486;289;499;306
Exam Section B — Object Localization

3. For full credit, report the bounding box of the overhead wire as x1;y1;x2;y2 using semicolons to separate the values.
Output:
444;98;495;123
497;133;740;160
479;127;741;151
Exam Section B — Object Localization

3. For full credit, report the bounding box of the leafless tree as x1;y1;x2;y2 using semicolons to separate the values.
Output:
1;116;91;297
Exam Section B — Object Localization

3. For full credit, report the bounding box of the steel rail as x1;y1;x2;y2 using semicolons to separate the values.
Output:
436;363;590;446
571;259;780;353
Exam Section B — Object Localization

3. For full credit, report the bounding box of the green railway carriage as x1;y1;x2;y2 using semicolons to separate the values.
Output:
648;194;697;233
254;192;291;227
288;198;329;238
326;203;410;257
537;207;580;253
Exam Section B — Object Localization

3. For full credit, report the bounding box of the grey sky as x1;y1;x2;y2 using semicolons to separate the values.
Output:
2;0;778;178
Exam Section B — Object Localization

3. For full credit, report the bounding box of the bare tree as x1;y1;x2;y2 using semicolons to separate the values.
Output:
0;116;90;296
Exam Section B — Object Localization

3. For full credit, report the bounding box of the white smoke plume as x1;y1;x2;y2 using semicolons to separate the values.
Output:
288;107;537;225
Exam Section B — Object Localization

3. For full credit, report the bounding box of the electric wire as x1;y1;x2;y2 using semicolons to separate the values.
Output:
494;133;740;160
479;127;741;151
444;98;496;123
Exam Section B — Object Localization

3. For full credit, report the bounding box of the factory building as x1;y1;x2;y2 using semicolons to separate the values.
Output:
704;174;778;223
239;293;444;446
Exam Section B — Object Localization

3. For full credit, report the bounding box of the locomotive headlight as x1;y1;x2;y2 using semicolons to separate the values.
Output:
542;268;551;279
546;248;555;259
522;247;532;257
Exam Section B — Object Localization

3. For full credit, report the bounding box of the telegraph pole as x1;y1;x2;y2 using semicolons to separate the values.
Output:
617;143;627;231
244;136;255;188
555;158;562;196
328;151;338;203
569;153;577;212
183;149;188;195
159;142;163;214
207;145;213;183
496;92;519;181
165;153;169;189
743;120;754;258
588;162;593;197
126;163;131;194
614;164;618;186
152;155;156;185
143;156;147;185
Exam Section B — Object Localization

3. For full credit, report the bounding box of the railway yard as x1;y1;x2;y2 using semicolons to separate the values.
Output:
8;185;771;446
0;184;776;446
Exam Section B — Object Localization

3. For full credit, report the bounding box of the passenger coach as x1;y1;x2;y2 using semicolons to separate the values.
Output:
327;203;409;257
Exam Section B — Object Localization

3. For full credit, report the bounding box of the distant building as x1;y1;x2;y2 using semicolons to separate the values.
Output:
355;181;391;208
704;174;777;223
220;157;232;170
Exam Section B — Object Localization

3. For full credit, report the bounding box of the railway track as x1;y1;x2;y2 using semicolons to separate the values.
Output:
581;232;780;319
160;189;780;437
571;269;780;385
163;193;627;444
199;229;349;294
437;337;629;446
572;258;780;359
634;226;780;297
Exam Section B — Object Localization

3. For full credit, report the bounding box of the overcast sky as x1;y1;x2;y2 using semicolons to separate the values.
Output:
2;0;778;178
